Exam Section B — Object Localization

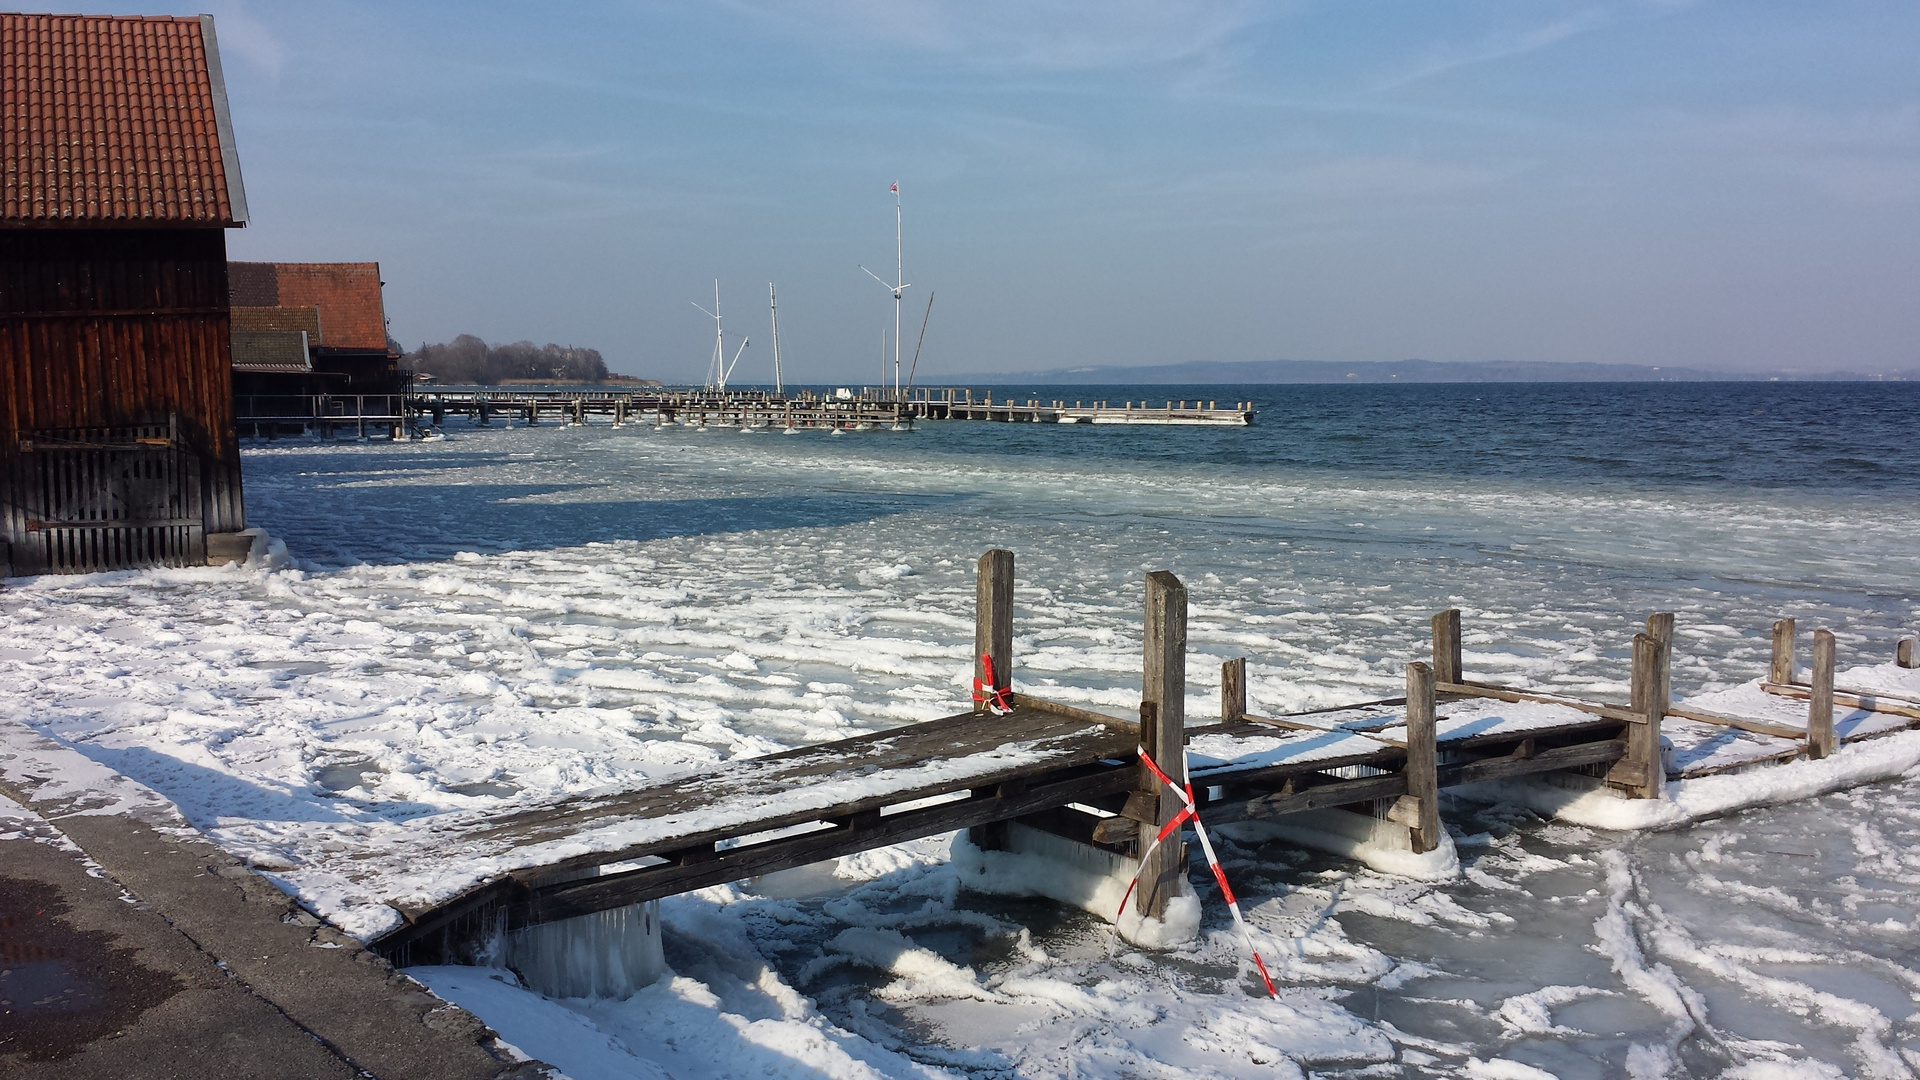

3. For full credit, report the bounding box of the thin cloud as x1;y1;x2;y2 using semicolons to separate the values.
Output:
713;0;1275;72
1371;8;1614;94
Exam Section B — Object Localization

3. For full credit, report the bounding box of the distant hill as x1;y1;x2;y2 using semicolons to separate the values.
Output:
934;358;1917;384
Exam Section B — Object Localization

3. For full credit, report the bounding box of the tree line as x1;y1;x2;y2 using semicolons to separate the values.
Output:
406;335;611;384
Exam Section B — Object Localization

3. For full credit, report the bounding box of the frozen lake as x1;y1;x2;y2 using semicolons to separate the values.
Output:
3;381;1918;1078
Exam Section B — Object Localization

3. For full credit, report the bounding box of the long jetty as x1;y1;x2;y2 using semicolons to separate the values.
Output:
402;386;1255;433
365;550;1920;973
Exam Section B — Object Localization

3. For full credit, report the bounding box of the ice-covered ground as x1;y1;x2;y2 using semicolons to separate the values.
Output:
3;419;1919;1078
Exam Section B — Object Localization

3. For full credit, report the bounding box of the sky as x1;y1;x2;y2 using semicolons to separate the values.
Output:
179;1;1920;382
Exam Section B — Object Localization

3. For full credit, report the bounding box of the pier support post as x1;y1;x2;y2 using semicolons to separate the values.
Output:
1646;611;1674;699
1771;618;1796;685
966;549;1015;851
1898;637;1916;669
1432;609;1463;685
1809;629;1836;759
1613;629;1668;798
974;550;1014;715
1402;662;1441;854
1139;571;1188;919
1221;657;1246;723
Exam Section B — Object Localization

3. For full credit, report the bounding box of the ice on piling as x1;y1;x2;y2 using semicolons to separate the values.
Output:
949;825;1202;948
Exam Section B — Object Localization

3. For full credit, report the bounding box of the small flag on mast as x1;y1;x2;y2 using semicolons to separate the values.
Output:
890;182;898;193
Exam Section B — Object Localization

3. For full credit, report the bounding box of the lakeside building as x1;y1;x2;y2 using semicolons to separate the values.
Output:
1;13;251;574
228;261;410;436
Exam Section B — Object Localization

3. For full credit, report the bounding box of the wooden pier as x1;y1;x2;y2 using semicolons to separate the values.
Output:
414;388;911;432
401;386;1255;433
364;550;1920;968
899;387;1254;425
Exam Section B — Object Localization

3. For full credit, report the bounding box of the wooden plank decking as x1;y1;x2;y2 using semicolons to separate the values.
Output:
374;699;1140;960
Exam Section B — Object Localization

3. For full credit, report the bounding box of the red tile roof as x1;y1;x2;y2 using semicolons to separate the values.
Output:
231;262;390;353
2;13;246;226
231;305;321;337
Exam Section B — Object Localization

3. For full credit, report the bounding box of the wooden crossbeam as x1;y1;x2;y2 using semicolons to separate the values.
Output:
1665;704;1806;741
1761;681;1920;722
1436;680;1644;724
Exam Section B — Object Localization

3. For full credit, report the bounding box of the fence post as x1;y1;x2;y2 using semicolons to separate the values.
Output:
1221;657;1246;723
1403;662;1440;854
1432;609;1463;685
1809;629;1836;759
1139;571;1188;919
1771;618;1796;684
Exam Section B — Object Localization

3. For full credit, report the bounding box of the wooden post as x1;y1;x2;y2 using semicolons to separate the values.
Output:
1138;571;1188;919
1898;637;1916;669
1403;662;1440;854
974;550;1014;714
1432;609;1463;685
1613;633;1666;798
1221;657;1246;722
1771;618;1796;685
1808;629;1836;759
1646;611;1674;721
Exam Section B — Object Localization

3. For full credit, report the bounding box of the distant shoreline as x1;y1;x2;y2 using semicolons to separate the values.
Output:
929;359;1918;385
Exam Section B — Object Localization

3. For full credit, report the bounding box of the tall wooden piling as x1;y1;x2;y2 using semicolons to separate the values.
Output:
1809;629;1836;759
1403;662;1441;854
1612;632;1667;798
974;550;1014;714
1432;609;1463;685
1138;571;1188;919
1221;657;1247;722
966;550;1016;851
1646;611;1674;715
1771;618;1796;685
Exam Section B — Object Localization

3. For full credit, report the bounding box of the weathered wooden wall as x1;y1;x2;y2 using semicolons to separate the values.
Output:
1;227;245;571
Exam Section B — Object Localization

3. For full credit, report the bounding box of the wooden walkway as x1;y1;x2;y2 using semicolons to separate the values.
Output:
901;388;1253;426
369;553;1920;966
406;387;1256;432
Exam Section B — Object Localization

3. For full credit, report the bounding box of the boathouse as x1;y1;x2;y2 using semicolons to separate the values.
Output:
1;13;250;574
229;261;409;436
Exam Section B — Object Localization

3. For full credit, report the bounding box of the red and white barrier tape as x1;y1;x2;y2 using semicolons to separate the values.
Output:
1121;744;1278;998
971;654;1013;715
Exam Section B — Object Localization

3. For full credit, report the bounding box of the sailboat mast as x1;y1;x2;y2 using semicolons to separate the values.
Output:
712;280;723;391
768;283;783;396
893;186;903;401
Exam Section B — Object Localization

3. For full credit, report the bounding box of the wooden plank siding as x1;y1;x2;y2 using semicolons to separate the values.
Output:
1;227;244;572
